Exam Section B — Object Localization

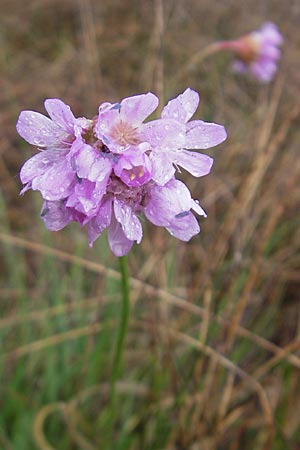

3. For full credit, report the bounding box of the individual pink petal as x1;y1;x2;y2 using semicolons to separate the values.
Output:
174;150;213;177
114;199;142;243
44;99;76;134
145;179;192;226
41;201;71;231
191;199;207;217
149;152;175;185
74;144;112;182
141;119;185;149
31;159;75;201
94;108;118;141
121;93;159;124
185;120;227;149
162;88;199;123
260;23;283;46
107;213;134;257
66;179;106;215
16;111;68;147
251;59;277;82
259;44;281;60
88;198;112;246
166;212;200;241
20;148;69;184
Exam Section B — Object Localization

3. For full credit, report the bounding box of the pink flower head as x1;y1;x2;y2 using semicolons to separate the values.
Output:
17;90;227;256
231;22;283;83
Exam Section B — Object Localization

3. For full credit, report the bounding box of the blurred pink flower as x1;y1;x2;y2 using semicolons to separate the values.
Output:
229;22;283;83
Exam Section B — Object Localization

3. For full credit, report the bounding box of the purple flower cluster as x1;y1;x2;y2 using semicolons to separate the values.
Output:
17;89;226;256
231;22;283;83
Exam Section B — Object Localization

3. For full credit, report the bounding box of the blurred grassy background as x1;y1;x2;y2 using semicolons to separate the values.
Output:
1;0;300;449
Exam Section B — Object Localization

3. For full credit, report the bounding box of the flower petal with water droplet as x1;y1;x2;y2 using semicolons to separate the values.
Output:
17;111;69;147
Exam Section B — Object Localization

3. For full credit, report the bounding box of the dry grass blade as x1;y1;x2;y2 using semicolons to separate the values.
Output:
3;322;104;360
216;372;235;428
1;232;300;369
0;296;104;329
141;0;164;107
211;86;299;268
33;403;66;450
76;0;102;95
253;340;300;380
168;329;274;427
225;203;284;350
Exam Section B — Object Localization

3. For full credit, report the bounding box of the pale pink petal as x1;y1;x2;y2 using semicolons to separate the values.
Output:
20;148;69;184
191;199;207;217
41;201;71;231
185;120;227;149
141;119;185;149
16;111;68;147
145;179;192;226
250;59;277;82
94;108;118;141
31;159;75;201
162;88;199;123
107;213;134;257
121;93;159;124
166;212;200;241
174;150;213;177
88;198;112;246
44;99;76;134
74;145;112;182
260;44;281;60
66;179;106;215
260;23;283;46
114;199;142;243
149;152;175;185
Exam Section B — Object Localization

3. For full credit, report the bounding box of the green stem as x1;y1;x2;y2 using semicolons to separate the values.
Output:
110;255;130;402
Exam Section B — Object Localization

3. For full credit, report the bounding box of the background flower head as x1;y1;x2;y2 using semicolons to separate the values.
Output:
231;22;283;83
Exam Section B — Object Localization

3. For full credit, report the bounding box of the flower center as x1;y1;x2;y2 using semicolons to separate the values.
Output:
110;120;140;146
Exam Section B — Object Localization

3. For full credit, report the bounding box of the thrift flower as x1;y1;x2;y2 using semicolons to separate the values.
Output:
228;22;283;82
17;90;227;256
145;88;227;184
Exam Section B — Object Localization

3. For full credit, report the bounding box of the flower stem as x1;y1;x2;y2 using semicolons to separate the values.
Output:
110;255;130;403
169;42;226;89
